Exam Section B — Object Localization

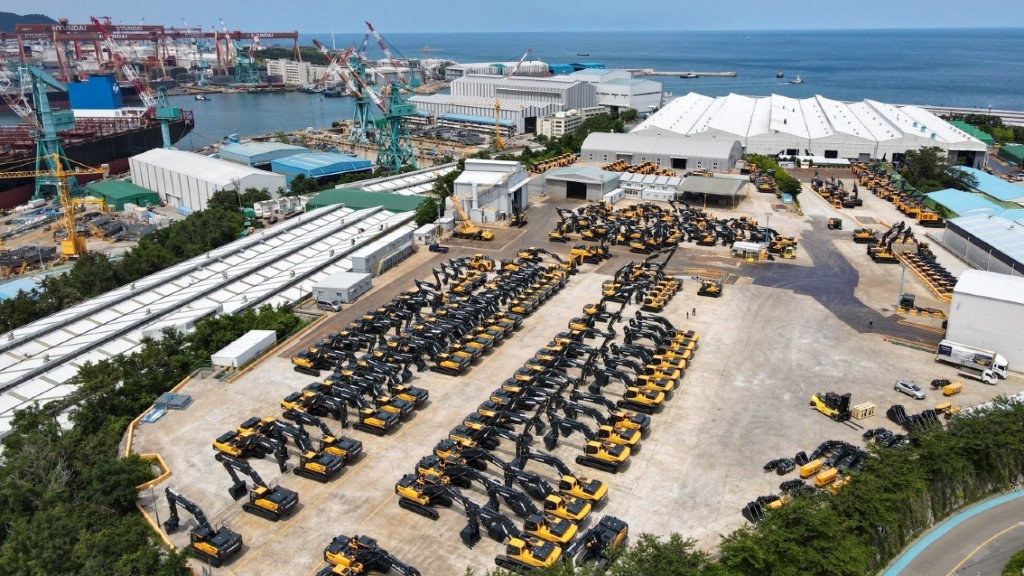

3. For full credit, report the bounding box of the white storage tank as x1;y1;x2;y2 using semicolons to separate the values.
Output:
314;271;372;304
946;270;1024;372
210;329;278;368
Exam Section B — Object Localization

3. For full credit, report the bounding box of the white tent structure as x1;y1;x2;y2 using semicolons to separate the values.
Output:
633;93;988;167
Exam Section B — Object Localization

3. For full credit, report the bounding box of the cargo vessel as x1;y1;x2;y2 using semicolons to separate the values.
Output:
0;76;193;209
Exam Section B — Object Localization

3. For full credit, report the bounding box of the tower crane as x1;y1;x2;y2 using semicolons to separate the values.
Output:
493;48;532;151
0;152;108;258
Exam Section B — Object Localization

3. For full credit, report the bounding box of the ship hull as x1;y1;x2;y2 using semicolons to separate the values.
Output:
0;117;193;209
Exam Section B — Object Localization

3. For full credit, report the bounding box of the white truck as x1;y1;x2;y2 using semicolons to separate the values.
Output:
935;339;1009;379
957;365;999;385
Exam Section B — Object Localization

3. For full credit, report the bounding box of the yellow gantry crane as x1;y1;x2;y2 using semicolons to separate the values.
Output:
0;153;108;258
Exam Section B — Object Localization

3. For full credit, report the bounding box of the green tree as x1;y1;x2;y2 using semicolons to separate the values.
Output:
415;196;440;226
288;174;321;196
900;146;978;192
619;108;639;122
205;189;245;213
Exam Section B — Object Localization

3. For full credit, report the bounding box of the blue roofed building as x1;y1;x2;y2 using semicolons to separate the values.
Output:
271;153;373;184
942;211;1024;277
956;166;1024;204
926;188;1005;217
548;64;576;75
219;142;308;168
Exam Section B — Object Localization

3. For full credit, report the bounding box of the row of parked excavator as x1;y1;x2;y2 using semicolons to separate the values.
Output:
316;534;420;576
812;174;864;209
530;153;577;174
852;221;915;264
851;162;945;227
392;249;697;570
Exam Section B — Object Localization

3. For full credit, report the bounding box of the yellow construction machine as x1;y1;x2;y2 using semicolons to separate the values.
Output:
451;197;494;241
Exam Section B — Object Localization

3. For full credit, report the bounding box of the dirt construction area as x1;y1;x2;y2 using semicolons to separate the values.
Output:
131;173;1024;576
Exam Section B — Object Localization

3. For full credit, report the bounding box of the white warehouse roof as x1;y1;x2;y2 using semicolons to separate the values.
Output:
634;92;987;151
0;204;415;437
583;131;742;158
954;269;1024;306
133;148;279;187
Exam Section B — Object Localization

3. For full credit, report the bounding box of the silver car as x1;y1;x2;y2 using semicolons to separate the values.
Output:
894;380;926;400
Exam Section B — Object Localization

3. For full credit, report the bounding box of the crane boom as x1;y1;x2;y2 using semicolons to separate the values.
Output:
311;40;360;95
0;61;36;127
89;16;157;111
509;48;532;77
365;21;407;85
343;52;388;113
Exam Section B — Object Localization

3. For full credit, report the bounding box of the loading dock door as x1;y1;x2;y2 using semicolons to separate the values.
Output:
566;181;588;200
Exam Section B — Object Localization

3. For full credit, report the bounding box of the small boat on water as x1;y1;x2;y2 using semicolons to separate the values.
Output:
195;94;211;101
680;72;700;79
776;69;784;79
577;52;590;56
789;75;803;85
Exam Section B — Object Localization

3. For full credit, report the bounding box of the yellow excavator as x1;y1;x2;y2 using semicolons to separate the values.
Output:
163;488;243;567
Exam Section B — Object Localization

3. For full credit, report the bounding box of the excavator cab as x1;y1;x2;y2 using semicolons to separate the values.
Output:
577;441;630;473
523;513;578;545
697;279;723;298
295;450;344;483
558;475;608;503
543;493;591;522
355;407;399;437
827;217;843;230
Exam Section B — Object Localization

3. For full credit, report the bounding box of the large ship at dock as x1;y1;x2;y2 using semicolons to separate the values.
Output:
0;75;193;209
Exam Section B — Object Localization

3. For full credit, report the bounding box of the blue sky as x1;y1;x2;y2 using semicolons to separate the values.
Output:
25;0;1024;32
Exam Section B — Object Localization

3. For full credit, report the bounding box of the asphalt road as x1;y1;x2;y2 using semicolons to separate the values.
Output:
885;490;1024;576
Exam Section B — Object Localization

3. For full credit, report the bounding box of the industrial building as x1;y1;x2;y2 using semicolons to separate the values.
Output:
129;149;286;212
541;165;621;201
593;78;663;113
443;60;551;81
219;142;308;168
617;172;684;201
0;204;416;437
536;107;607;138
450;159;530;223
925;189;1006;218
998;144;1024;167
569;68;633;84
266;59;331;86
946;270;1024;370
271;153;372;183
633;93;989;167
409;94;560;135
84;180;160;211
955;167;1024;204
450;75;597;110
305;189;426;212
314;271;373;304
676;176;749;208
580;132;744;173
941;212;1024;277
351;162;459;196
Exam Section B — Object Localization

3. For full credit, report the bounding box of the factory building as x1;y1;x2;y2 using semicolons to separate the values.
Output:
946;270;1024;370
449;159;530;223
219;142;308;168
941;212;1024;277
580;132;744;173
925;189;1006;218
541;166;621;202
594;78;663;113
569;68;633;84
443;60;551;81
536;107;606;138
449;75;597;111
408;94;560;135
634;93;988;167
271;153;372;184
954;167;1024;204
129;149;285;213
266;59;331;86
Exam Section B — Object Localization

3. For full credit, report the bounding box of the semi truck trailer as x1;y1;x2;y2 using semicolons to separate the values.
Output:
936;340;1008;379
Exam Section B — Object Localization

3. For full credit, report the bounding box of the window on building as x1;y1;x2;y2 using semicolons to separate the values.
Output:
602;155;608;161
713;162;719;170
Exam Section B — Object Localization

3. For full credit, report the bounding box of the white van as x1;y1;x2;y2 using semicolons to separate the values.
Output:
316;300;342;312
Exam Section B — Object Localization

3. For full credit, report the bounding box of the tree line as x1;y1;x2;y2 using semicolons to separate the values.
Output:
0;207;244;333
0;304;300;575
483;397;1024;576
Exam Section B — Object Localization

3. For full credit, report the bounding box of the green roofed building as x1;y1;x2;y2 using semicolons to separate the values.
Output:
998;144;1024;167
84;180;160;211
949;121;994;146
305;188;426;212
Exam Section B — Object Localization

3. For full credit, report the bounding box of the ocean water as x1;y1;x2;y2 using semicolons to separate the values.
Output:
3;29;1023;151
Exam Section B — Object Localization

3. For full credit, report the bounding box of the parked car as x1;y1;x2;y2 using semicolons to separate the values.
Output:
316;300;342;312
894;380;926;400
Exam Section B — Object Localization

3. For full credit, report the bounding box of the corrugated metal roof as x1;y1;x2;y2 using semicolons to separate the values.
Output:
0;278;38;301
410;94;550;112
306;189;425;212
949;121;995;145
132;149;276;186
85;179;160;201
957;167;1024;203
220;142;307;159
678;176;746;196
272;153;372;177
949;212;1024;263
635;92;987;150
602;78;649;87
954;269;1024;306
440;113;515;127
544;166;620;184
926;189;1004;216
582;132;741;158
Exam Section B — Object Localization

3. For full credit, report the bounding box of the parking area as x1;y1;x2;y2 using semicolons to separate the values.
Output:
131;171;1024;575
